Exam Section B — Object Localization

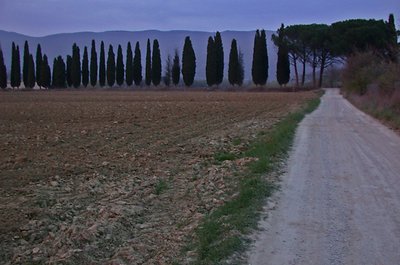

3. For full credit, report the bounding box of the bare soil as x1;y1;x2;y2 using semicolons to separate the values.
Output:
0;90;316;264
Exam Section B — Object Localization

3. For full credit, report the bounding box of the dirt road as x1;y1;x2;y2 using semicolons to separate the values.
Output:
248;88;400;265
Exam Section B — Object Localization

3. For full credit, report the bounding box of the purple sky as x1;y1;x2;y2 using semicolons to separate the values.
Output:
0;0;399;36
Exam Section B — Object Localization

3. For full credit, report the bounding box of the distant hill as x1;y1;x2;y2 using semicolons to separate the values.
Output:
0;30;278;82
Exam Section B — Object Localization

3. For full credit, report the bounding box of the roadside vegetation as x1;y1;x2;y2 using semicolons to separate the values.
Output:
188;93;322;264
342;51;400;129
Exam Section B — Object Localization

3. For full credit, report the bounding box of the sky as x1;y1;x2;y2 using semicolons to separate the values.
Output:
0;0;399;36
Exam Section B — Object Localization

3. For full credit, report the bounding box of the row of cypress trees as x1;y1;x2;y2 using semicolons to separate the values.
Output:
0;29;278;89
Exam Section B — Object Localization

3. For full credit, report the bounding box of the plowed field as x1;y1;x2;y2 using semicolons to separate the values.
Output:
0;90;317;264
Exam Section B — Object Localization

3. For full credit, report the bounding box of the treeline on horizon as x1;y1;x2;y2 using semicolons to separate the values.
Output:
0;14;398;90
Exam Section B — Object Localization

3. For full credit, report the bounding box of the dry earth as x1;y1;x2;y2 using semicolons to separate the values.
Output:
0;90;316;264
248;88;400;265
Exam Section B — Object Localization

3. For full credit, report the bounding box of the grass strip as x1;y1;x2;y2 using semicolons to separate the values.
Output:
192;94;322;265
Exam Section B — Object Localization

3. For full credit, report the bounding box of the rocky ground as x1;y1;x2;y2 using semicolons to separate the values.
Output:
0;90;316;264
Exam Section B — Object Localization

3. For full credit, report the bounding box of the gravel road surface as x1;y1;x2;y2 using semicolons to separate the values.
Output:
248;88;400;265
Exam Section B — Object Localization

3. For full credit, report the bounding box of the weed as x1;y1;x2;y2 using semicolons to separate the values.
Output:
154;179;168;195
232;137;242;146
214;152;236;163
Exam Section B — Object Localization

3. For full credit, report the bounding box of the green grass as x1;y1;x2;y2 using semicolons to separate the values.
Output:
154;179;169;195
191;94;322;265
214;152;237;164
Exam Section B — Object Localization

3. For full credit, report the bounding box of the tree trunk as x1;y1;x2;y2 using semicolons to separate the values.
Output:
318;55;326;88
301;60;306;87
312;50;317;88
293;56;299;88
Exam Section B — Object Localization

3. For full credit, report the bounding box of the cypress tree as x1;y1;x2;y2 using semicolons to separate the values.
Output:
252;29;268;85
133;41;142;86
107;44;115;87
276;24;290;86
71;43;81;88
52;56;66;88
206;36;216;87
182;36;196;87
66;55;73;87
238;49;244;86
40;54;51;88
23;41;30;87
52;58;57;88
164;55;172;86
152;39;161;86
388;14;397;45
0;48;7;89
172;49;180;86
126;42;133;86
82;46;89;87
388;14;398;62
58;56;66;88
90;40;97;87
252;30;260;85
228;39;239;86
27;54;35;88
215;32;224;85
116;45;124;86
259;30;268;85
36;44;42;87
99;41;106;87
11;43;21;88
145;39;152;86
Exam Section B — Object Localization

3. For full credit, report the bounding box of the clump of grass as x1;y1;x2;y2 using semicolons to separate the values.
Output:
154;179;168;195
191;95;322;264
214;152;236;163
232;137;242;146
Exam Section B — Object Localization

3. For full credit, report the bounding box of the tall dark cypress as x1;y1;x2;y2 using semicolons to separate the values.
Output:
0;48;7;89
172;49;180;86
145;39;152;86
36;44;42;87
90;40;97;87
52;58;58;88
214;32;224;85
71;43;81;88
40;54;51;88
107;45;115;87
164;55;172;86
133;41;142;86
23;41;30;87
152;39;161;86
238;49;244;86
99;41;106;87
252;29;268;85
52;56;66;88
206;36;216;87
66;55;72;87
126;42;133;86
228;39;239;86
388;14;397;45
27;54;35;88
259;30;268;85
116;45;124;86
82;46;89;87
388;14;398;62
252;30;260;85
276;24;290;86
11;43;21;88
182;36;196;87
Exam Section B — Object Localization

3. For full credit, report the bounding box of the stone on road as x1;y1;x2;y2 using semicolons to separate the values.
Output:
248;88;400;265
